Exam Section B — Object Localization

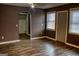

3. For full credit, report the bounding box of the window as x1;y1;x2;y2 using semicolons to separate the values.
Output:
69;9;79;34
47;12;55;30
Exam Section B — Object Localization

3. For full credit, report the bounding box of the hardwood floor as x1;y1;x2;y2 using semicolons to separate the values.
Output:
0;38;79;56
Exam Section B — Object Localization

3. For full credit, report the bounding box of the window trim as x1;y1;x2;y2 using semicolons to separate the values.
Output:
46;11;56;31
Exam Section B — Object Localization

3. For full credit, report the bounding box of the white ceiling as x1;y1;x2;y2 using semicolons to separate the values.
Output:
3;3;67;9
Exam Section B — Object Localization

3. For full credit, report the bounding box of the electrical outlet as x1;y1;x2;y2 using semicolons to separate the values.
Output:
2;36;4;39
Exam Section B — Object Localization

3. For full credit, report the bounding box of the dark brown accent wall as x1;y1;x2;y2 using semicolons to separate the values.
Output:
67;34;79;46
46;30;56;38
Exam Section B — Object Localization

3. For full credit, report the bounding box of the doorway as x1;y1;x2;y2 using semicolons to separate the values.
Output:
18;13;31;40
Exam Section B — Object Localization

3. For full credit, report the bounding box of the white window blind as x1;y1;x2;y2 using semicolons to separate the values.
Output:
47;12;55;30
69;9;79;34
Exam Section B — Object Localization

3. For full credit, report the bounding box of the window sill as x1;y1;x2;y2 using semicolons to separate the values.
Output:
47;29;55;31
69;32;79;35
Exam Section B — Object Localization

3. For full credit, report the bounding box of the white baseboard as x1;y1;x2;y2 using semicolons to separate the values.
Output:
30;36;56;41
66;42;79;49
45;36;56;41
31;36;45;40
0;40;20;45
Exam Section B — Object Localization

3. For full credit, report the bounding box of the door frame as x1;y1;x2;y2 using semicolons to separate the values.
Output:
18;13;32;39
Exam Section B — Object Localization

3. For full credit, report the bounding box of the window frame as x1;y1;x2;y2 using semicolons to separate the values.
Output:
46;11;56;31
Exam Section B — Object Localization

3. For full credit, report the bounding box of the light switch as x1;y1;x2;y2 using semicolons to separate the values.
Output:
42;24;43;26
16;24;18;27
2;36;4;39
